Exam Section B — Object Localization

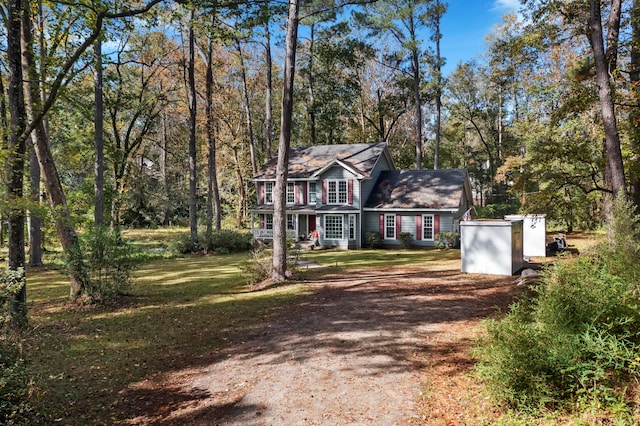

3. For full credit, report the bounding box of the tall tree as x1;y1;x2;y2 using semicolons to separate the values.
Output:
355;0;435;169
7;0;27;326
272;0;299;282
205;28;222;233
188;10;198;249
427;0;446;169
94;38;105;226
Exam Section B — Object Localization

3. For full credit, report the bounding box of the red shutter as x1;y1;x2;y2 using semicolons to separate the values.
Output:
347;179;353;205
416;215;422;240
434;215;440;236
295;183;300;205
379;214;384;235
259;182;264;204
322;180;327;204
396;215;401;239
260;214;264;229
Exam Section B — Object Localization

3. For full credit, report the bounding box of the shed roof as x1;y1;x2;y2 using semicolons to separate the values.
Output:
254;142;389;180
364;169;469;210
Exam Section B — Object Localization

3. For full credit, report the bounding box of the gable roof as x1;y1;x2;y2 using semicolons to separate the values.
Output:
254;142;390;180
364;169;469;210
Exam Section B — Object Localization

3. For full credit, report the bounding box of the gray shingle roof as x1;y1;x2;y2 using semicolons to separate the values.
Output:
254;142;389;179
364;169;468;210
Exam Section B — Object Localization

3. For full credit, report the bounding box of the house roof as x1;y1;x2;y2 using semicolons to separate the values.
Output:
364;169;469;210
254;142;390;180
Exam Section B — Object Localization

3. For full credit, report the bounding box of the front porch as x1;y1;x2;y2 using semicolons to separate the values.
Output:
251;212;317;242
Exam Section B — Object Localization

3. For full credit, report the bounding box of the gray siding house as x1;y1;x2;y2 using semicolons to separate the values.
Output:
250;143;473;249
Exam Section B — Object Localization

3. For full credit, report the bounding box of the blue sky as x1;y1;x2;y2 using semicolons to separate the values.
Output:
440;0;521;75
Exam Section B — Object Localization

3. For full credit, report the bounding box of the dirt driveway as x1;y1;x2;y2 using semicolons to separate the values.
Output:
122;264;518;425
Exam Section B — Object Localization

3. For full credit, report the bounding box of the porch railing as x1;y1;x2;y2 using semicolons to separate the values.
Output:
253;229;298;240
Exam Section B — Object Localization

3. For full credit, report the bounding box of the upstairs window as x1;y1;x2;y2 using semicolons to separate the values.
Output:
265;182;273;204
327;180;348;204
286;182;295;204
308;182;317;204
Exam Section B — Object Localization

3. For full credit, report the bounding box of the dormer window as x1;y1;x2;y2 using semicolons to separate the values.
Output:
265;182;273;204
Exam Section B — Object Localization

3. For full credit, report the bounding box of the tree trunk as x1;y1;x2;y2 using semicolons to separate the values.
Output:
7;0;27;327
94;38;105;226
188;14;198;249
236;38;258;176
160;112;170;225
28;140;43;267
264;20;274;159
272;0;299;282
307;22;317;146
21;0;87;298
410;24;423;170
232;147;246;227
206;37;222;234
630;0;640;210
0;71;7;248
588;0;626;203
433;0;443;170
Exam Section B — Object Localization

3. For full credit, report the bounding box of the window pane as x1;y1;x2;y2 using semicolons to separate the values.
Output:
385;214;395;239
325;215;343;239
338;181;347;203
287;182;295;204
266;214;273;230
349;215;356;240
423;215;434;240
265;182;273;204
328;181;337;204
309;183;316;203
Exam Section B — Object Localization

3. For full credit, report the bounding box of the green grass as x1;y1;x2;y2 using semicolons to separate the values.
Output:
21;237;463;423
25;252;312;424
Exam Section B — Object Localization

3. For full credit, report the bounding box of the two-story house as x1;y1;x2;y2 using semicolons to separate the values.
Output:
250;142;473;249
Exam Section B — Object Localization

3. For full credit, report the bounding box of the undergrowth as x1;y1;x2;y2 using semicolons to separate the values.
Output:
475;195;640;421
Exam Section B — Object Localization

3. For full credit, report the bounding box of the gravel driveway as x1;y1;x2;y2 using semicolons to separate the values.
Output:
122;265;516;425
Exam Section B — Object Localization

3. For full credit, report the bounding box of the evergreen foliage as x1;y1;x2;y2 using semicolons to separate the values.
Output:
475;195;640;416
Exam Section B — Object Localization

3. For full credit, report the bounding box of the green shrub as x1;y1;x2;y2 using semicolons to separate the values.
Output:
0;268;26;328
171;230;253;255
0;337;40;425
365;231;382;249
475;195;640;414
241;247;273;284
398;232;413;249
435;231;459;249
82;226;137;301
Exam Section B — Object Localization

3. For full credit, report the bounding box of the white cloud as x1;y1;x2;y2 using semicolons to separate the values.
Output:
494;0;521;12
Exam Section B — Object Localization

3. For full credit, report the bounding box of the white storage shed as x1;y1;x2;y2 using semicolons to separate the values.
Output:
460;219;525;276
504;214;547;258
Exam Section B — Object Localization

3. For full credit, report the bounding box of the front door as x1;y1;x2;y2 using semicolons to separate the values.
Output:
308;215;316;233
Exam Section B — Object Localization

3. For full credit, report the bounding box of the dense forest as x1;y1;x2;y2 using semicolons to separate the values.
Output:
2;0;639;291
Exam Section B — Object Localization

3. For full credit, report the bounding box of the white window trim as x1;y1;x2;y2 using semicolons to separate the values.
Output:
324;214;344;240
286;182;295;204
422;214;435;241
265;214;273;230
384;213;396;240
308;182;317;204
326;179;348;205
348;214;356;240
265;182;273;204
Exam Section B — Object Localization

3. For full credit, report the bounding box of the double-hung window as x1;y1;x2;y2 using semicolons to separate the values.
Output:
384;214;396;239
327;180;347;204
348;214;356;240
308;182;317;204
422;214;434;241
325;215;343;239
286;182;295;204
264;182;273;204
265;214;273;230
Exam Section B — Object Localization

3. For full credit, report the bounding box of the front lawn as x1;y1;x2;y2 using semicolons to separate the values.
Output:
23;241;458;423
